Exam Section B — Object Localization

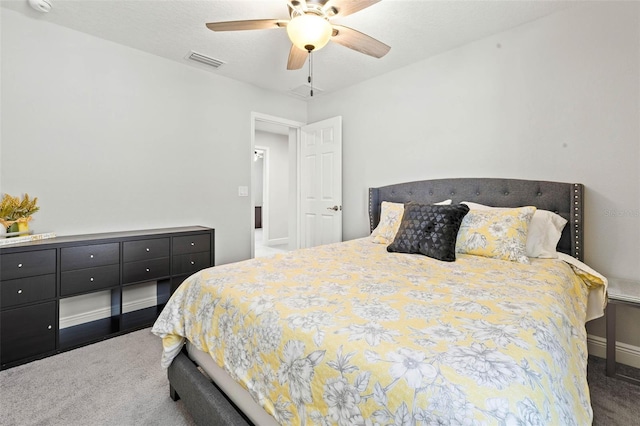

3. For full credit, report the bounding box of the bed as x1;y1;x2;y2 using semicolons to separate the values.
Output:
152;177;607;425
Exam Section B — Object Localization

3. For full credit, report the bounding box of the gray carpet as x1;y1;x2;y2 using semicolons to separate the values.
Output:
0;329;195;426
1;329;639;425
588;355;640;426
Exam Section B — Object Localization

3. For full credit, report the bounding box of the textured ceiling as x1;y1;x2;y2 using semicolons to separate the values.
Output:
1;0;576;98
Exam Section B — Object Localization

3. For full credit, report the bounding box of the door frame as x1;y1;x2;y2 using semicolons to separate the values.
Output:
254;145;269;244
251;112;305;258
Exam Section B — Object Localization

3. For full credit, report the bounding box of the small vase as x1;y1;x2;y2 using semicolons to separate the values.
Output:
18;221;29;234
5;221;29;237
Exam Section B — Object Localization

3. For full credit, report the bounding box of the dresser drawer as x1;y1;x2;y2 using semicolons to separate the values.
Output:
172;251;212;276
1;274;56;309
122;257;170;285
173;234;211;256
61;243;119;271
0;249;56;281
60;264;120;296
123;238;170;263
1;301;56;365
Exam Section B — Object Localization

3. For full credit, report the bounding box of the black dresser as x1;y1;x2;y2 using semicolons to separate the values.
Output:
0;226;214;370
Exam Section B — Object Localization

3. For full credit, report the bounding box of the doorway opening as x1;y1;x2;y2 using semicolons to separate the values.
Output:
253;145;289;257
251;113;304;258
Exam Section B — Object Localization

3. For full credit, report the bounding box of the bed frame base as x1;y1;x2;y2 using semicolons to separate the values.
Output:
168;350;253;425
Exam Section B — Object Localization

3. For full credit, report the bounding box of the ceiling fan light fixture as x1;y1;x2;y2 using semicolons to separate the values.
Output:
286;13;332;52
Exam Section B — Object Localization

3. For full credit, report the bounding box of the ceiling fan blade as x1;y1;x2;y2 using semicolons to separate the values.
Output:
287;44;308;70
206;19;287;32
323;0;381;18
331;25;390;58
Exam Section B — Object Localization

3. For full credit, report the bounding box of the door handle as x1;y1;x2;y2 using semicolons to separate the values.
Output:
327;205;341;211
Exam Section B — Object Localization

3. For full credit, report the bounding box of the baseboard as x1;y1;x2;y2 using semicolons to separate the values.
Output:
587;334;640;369
60;306;111;329
60;296;158;329
122;295;158;314
265;237;288;247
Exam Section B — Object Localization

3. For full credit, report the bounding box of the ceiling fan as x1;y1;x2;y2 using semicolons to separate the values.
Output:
205;0;390;70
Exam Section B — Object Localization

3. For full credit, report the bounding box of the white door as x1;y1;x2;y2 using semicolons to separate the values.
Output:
300;116;342;248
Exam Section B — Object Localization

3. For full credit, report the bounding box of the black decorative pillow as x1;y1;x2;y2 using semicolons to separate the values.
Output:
387;203;470;261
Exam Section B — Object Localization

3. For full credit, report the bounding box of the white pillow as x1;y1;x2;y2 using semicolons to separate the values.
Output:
371;199;452;245
461;202;567;258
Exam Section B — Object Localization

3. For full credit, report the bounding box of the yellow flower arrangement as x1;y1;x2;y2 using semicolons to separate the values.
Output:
1;193;40;233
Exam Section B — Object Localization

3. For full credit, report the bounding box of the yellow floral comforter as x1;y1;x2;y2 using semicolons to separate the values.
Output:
152;238;604;425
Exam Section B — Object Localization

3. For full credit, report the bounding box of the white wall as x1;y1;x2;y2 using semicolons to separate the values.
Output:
308;2;640;349
0;8;307;265
255;131;289;242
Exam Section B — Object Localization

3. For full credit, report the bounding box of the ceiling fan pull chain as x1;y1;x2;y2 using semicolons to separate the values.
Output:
308;50;314;97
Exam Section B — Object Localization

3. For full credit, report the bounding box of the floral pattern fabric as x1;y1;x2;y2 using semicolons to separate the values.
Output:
370;201;405;244
152;238;602;426
456;206;536;263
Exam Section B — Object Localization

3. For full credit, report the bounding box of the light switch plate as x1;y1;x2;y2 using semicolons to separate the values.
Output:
238;186;249;197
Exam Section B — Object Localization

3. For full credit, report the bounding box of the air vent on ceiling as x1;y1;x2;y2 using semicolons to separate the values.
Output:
185;51;225;69
289;84;324;99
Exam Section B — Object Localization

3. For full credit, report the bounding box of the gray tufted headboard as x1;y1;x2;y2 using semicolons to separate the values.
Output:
369;178;584;261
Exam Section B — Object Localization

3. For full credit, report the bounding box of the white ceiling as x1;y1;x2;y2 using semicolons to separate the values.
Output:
1;0;576;98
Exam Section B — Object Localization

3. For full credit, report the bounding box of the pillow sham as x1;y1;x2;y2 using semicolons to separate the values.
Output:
455;206;536;264
387;203;470;262
462;201;567;258
371;202;405;244
371;199;452;245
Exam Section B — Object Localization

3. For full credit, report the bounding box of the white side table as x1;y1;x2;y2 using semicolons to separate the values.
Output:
606;277;640;385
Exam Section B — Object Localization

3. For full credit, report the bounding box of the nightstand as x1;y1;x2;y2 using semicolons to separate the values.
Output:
606;277;640;385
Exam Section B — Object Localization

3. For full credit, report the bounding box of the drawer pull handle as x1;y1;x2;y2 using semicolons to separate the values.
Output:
17;289;23;294
190;242;195;246
90;254;94;259
90;277;94;282
47;325;52;330
190;261;195;265
146;268;150;272
18;263;23;268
